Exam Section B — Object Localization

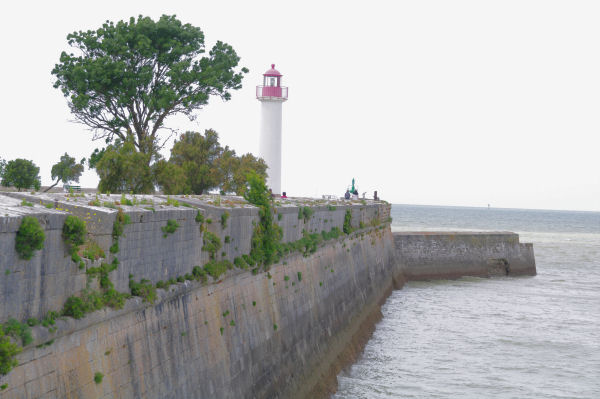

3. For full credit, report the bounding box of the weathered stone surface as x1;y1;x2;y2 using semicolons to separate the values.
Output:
0;226;399;399
394;231;536;280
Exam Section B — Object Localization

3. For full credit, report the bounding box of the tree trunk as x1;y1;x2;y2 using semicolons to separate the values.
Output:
44;179;60;192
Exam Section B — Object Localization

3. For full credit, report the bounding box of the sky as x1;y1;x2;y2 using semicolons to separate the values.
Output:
0;0;598;211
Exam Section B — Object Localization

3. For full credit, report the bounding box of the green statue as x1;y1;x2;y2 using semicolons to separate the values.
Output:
351;178;355;192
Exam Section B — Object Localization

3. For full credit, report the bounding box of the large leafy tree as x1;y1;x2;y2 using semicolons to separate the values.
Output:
0;157;6;178
45;153;85;192
1;159;41;191
52;15;248;157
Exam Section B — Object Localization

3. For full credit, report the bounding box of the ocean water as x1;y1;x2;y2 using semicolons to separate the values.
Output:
332;204;600;399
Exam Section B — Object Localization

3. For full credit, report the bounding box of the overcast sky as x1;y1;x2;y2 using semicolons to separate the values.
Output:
1;0;598;211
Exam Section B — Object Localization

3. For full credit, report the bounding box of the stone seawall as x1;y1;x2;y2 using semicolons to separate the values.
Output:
0;224;399;398
0;192;396;398
394;231;536;280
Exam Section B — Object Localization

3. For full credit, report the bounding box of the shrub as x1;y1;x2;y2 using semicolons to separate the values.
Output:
0;326;22;375
26;318;38;327
277;213;282;221
20;199;33;207
359;221;365;229
202;231;222;259
297;272;302;282
234;257;248;269
109;242;119;254
224;235;231;243
203;260;231;279
242;254;254;266
63;215;86;250
284;275;290;281
327;205;336;211
192;266;208;283
156;280;168;289
129;278;157;303
177;276;185;283
302;206;314;222
161;219;180;237
195;210;204;224
220;212;230;228
94;372;103;384
62;296;87;319
15;216;45;260
82;241;105;260
343;210;353;234
2;319;32;346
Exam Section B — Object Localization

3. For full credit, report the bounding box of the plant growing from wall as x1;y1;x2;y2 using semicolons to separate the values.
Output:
302;207;314;222
129;278;157;303
161;219;180;237
195;210;204;224
343;210;353;235
15;216;45;260
244;172;282;268
203;259;233;279
63;215;86;266
0;325;22;375
220;211;229;228
202;231;222;259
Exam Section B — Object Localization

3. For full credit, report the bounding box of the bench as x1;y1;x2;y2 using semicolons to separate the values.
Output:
64;185;82;192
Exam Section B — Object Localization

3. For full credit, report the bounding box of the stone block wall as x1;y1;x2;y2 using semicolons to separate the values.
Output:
0;196;88;321
394;231;537;280
0;222;399;399
0;192;388;323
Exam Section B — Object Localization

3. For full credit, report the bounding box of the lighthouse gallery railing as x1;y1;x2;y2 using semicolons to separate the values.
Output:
256;86;288;99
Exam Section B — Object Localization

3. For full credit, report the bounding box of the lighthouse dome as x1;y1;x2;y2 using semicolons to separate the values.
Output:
263;64;282;77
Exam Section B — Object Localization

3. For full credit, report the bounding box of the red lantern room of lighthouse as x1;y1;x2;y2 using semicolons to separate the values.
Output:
256;64;289;100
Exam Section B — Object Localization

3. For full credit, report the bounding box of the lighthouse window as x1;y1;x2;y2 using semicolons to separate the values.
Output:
269;77;276;86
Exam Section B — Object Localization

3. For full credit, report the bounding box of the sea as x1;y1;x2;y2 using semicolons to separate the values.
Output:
332;204;600;399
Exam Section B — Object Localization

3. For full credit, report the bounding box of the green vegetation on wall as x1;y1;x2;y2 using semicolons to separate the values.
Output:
202;231;222;259
62;215;86;266
15;216;45;260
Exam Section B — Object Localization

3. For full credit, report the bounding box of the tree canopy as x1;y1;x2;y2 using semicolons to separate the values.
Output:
45;153;85;192
1;159;41;191
96;141;154;193
154;130;267;195
52;15;248;156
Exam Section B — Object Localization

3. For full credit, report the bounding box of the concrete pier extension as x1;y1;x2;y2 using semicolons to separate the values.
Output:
394;231;536;281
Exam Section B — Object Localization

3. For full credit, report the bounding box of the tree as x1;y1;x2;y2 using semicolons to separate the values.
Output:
52;15;248;158
45;153;84;192
231;153;267;195
169;130;222;194
0;157;6;178
1;159;41;191
154;160;189;195
96;141;154;193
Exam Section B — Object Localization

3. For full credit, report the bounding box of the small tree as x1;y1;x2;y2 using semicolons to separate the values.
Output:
1;159;41;191
45;153;84;192
0;157;6;178
169;130;223;194
96;141;154;193
154;160;189;195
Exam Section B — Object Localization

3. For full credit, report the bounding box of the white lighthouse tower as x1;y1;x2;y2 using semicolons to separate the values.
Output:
257;64;288;195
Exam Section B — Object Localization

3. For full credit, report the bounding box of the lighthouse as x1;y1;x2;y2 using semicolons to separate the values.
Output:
257;64;288;195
